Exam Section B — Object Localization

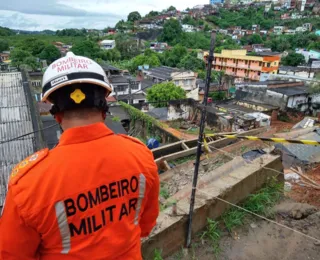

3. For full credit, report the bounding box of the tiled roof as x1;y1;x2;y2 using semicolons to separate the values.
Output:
0;72;37;205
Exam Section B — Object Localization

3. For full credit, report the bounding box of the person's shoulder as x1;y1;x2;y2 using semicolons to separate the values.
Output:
9;148;49;187
117;134;147;148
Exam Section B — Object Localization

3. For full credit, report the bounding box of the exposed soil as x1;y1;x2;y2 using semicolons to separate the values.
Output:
166;201;320;260
286;165;320;208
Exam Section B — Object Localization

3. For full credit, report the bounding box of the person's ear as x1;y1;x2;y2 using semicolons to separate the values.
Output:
102;112;107;120
54;113;63;124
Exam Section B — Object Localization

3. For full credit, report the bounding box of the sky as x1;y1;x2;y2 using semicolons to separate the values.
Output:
0;0;205;31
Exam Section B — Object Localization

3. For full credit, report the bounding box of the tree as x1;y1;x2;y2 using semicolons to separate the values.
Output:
249;34;263;44
158;19;183;44
131;52;161;72
178;54;205;71
0;39;9;52
97;48;121;61
146;82;186;107
146;11;159;18
10;49;31;68
0;26;14;36
161;44;188;67
115;38;140;60
127;11;141;22
39;45;61;63
71;40;100;59
23;56;39;71
167;6;176;12
281;52;305;66
19;38;46;56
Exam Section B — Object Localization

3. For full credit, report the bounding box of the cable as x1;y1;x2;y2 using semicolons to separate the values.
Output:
0;124;59;145
196;188;320;243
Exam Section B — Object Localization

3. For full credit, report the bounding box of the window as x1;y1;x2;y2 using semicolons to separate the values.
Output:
274;62;277;65
259;62;262;66
174;80;179;85
131;82;139;90
116;85;127;92
245;60;248;65
258;71;261;75
185;79;191;86
267;63;271;68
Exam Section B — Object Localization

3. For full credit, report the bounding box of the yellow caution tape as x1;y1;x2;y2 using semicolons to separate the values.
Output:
203;134;320;147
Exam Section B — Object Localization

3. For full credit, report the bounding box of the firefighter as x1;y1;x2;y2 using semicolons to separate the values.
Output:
0;52;159;260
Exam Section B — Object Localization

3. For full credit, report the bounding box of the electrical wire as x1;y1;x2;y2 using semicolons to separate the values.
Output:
0;124;59;145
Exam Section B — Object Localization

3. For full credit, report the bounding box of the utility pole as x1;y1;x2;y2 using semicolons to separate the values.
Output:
186;30;216;248
128;79;132;105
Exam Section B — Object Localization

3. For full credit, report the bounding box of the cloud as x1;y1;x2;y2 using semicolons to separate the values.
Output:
0;0;206;30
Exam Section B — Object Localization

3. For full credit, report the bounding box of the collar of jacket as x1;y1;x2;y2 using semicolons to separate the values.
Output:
57;122;114;146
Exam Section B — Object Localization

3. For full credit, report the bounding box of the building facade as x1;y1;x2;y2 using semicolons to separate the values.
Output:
100;40;116;50
205;50;280;81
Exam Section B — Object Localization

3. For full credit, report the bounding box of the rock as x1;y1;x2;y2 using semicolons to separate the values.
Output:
314;241;320;246
274;202;318;220
284;173;300;182
250;223;257;229
284;182;292;192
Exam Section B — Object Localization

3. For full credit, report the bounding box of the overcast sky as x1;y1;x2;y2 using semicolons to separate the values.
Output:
0;0;205;31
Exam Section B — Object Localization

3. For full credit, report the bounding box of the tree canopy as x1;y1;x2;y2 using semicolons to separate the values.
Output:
71;40;101;58
10;49;31;68
158;19;183;45
281;52;305;66
127;11;141;22
0;39;9;52
146;82;186;107
178;52;205;71
18;38;46;56
56;29;87;37
39;45;61;63
0;26;14;36
23;56;39;71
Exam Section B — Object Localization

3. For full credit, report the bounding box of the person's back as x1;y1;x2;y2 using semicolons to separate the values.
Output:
0;52;159;260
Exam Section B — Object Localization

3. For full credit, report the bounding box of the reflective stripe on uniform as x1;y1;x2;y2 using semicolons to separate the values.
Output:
55;201;71;254
134;173;146;225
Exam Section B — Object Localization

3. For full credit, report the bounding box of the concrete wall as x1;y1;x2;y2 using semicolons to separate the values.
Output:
142;155;283;258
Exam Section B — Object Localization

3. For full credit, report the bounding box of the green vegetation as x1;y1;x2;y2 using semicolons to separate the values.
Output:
146;82;186;108
160;184;170;199
56;28;87;37
0;26;15;36
0;39;9;52
209;92;226;101
154;249;163;260
200;219;221;256
281;52;306;66
119;101;162;129
127;11;142;23
111;116;121;122
169;154;196;165
199;178;282;256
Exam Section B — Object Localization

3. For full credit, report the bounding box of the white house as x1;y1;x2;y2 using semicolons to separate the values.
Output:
182;24;196;32
100;40;116;50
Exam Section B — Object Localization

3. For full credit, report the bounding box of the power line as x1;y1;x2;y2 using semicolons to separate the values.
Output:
0;124;58;145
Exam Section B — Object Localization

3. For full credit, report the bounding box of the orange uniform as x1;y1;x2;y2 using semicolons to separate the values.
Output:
0;123;159;260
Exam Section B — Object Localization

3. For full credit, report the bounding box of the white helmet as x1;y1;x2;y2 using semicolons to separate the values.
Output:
41;52;112;102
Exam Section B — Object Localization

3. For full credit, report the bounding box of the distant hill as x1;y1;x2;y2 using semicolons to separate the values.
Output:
0;26;15;36
13;29;56;35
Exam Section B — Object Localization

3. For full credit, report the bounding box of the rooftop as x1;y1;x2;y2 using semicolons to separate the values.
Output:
144;66;181;80
270;86;308;96
0;72;37;205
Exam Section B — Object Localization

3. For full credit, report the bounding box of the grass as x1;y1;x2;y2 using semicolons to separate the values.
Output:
169;154;196;166
200;218;221;256
222;177;283;231
154;249;163;260
199;178;283;257
185;128;214;135
160;185;170;200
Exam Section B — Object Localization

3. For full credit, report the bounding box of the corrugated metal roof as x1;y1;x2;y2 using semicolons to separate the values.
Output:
0;72;36;206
